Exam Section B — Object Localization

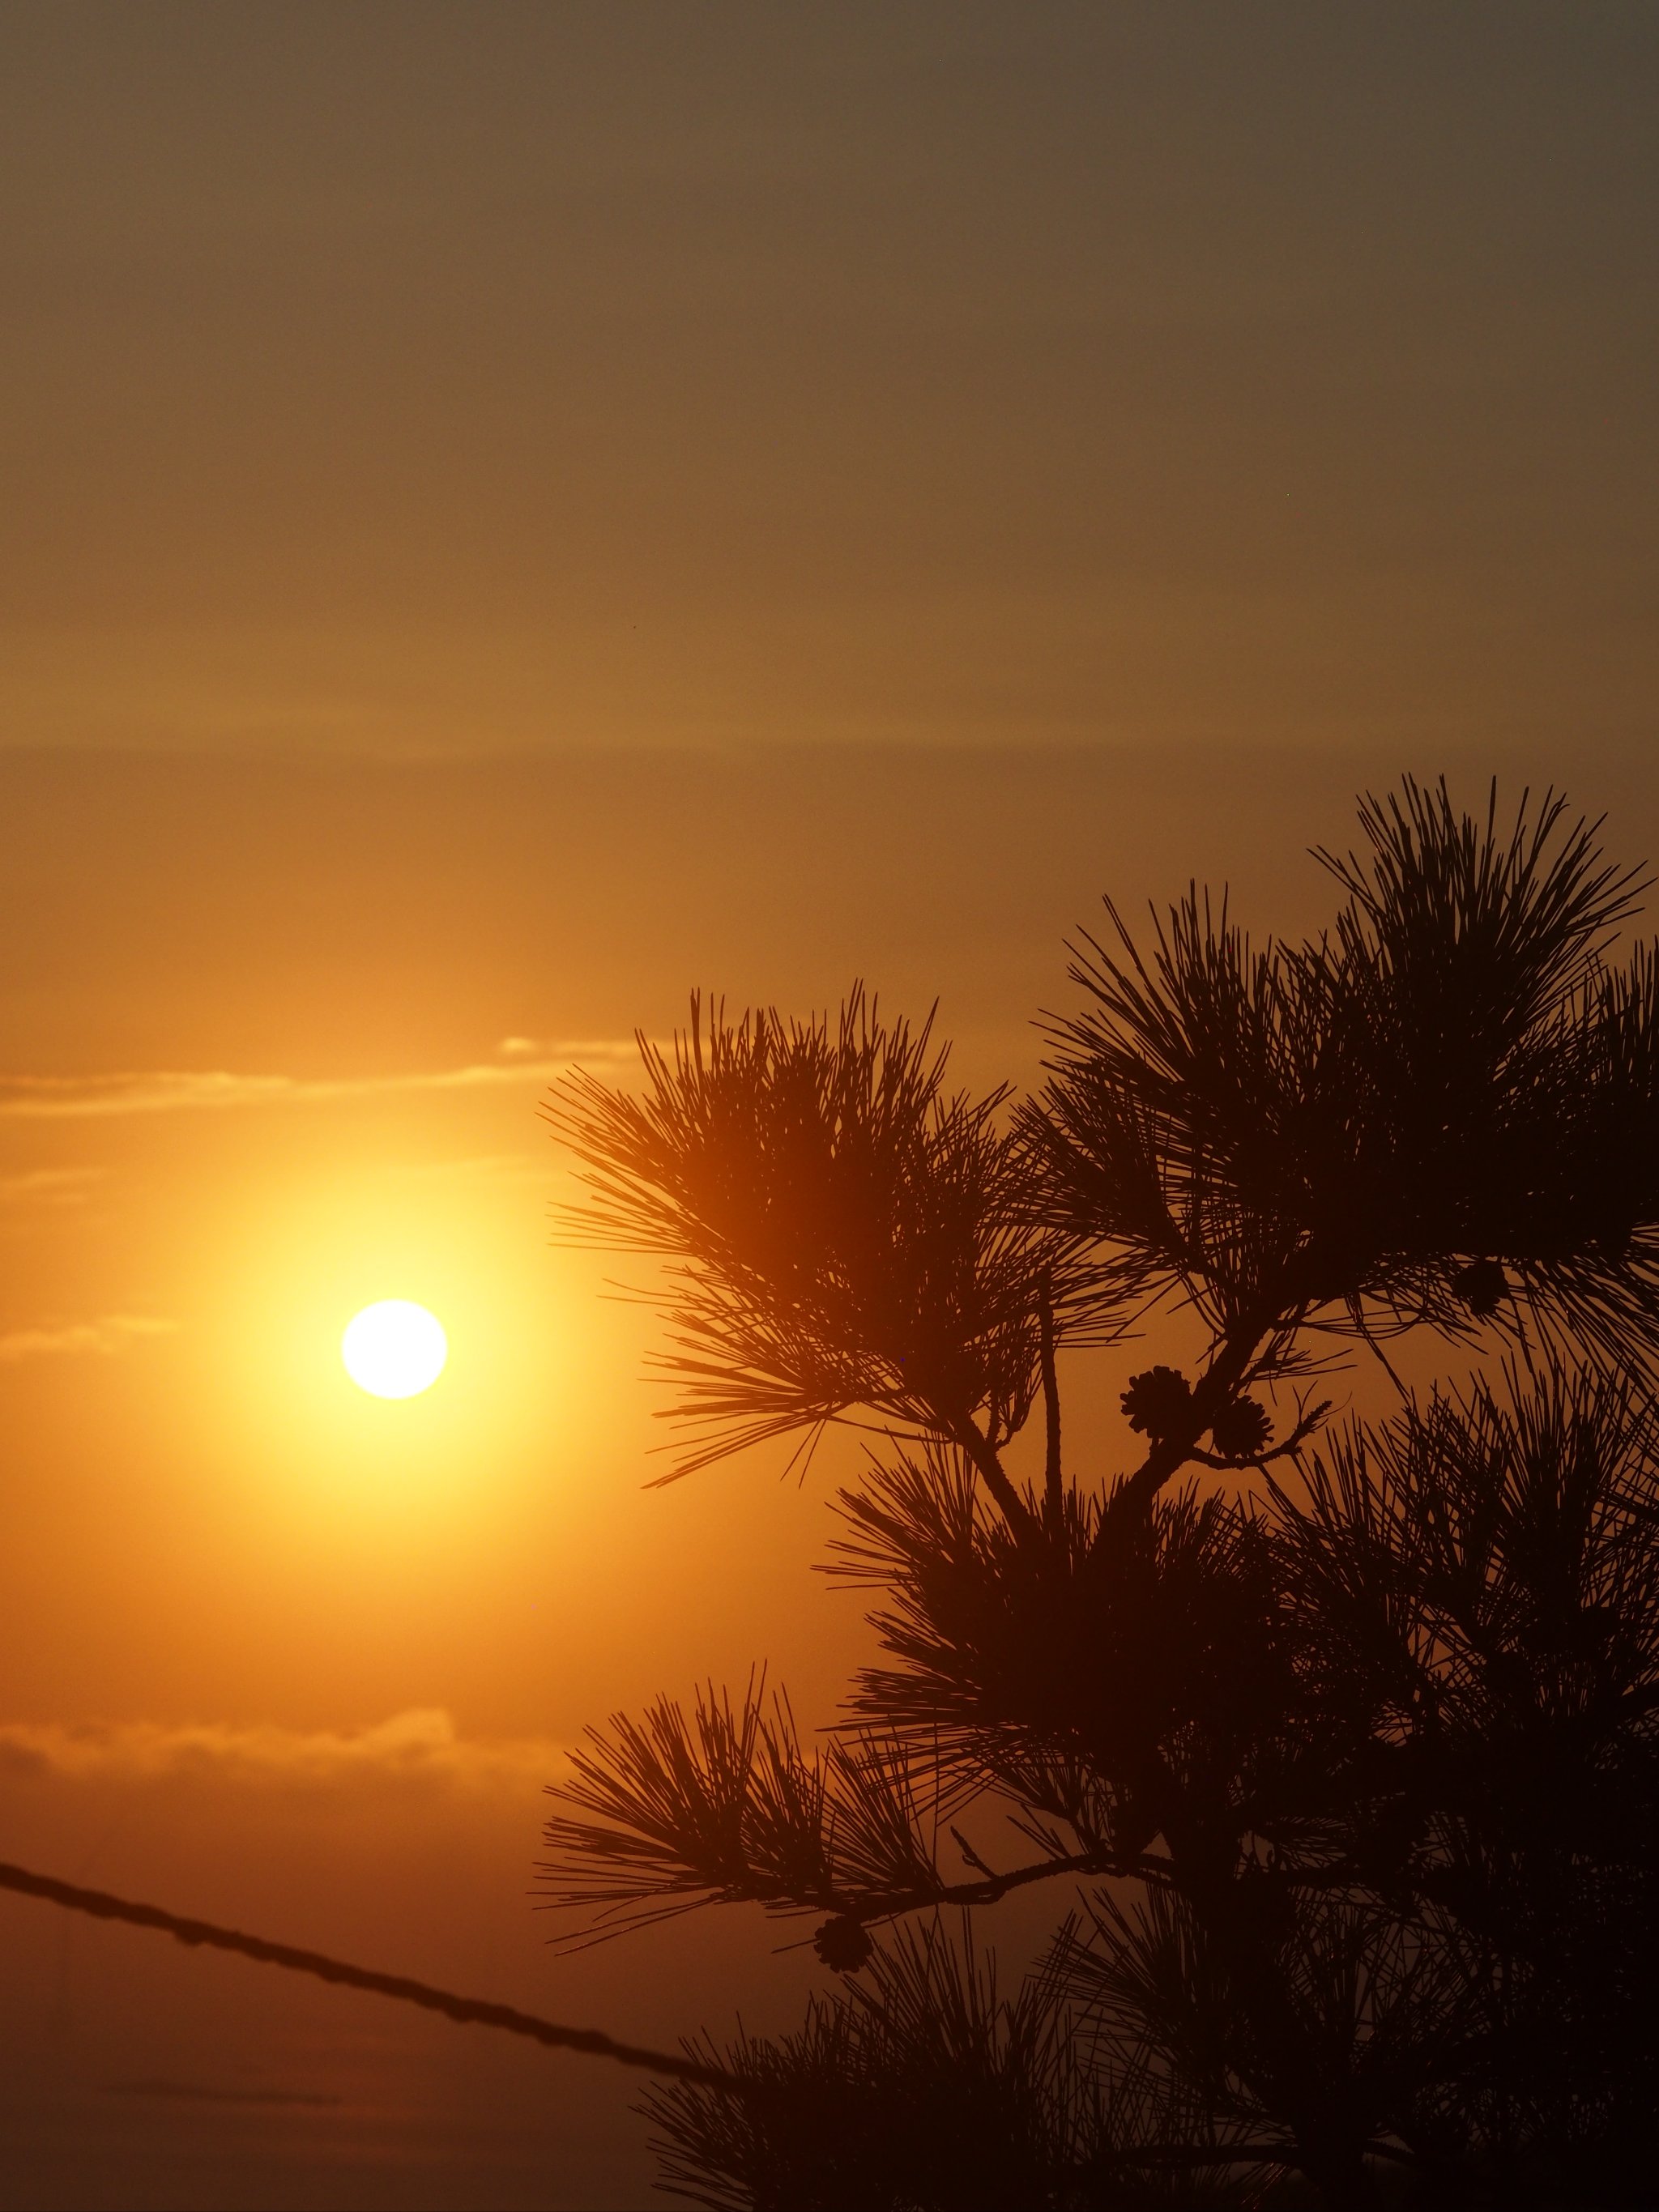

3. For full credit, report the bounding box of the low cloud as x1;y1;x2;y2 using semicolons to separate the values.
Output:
0;1167;105;1204
0;1042;638;1122
0;1314;177;1362
0;1709;564;1795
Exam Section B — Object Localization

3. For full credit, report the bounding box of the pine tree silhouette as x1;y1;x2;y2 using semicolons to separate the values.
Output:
539;782;1659;2210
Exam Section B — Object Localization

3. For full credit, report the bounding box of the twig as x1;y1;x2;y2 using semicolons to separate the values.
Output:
953;1419;1042;1544
1189;1398;1333;1472
1038;1273;1063;1528
851;1843;1178;1924
948;1825;997;1881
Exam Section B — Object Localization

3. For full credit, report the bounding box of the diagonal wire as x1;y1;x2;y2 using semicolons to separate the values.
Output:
0;1858;742;2094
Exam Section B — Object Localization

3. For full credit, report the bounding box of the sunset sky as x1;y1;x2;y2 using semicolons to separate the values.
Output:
1;6;1656;2206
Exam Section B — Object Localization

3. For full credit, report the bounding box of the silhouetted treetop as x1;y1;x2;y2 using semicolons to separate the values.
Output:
539;781;1659;2210
1027;780;1659;1373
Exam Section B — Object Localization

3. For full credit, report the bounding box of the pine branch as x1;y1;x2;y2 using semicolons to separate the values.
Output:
842;1843;1182;1927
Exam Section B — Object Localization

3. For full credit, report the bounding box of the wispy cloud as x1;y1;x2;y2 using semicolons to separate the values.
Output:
0;1166;105;1204
0;1709;562;1794
0;1314;177;1362
0;1042;637;1122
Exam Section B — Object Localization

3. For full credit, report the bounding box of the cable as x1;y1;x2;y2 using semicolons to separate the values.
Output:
0;1858;740;2092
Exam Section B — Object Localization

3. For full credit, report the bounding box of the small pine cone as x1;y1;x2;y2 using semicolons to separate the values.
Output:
1209;1396;1273;1460
1453;1259;1508;1318
813;1914;873;1973
1120;1365;1192;1440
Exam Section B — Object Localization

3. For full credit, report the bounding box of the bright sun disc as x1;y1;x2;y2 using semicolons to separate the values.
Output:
342;1301;448;1399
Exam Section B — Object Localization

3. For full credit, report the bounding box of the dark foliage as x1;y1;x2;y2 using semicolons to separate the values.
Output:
541;989;1092;1493
1023;782;1659;1372
639;1924;1263;2211
539;784;1659;2209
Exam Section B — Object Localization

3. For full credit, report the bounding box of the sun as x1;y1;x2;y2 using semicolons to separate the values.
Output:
341;1301;448;1399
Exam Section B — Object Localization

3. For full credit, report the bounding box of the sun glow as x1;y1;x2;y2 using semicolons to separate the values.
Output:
342;1300;448;1399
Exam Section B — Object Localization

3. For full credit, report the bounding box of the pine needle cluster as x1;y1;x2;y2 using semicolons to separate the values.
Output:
539;782;1659;2210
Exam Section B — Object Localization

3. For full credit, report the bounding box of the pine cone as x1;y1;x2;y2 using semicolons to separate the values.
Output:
1209;1396;1272;1460
1120;1365;1192;1440
1453;1259;1508;1317
813;1914;873;1972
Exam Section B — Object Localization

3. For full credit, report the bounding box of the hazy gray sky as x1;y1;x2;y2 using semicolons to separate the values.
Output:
2;2;1654;753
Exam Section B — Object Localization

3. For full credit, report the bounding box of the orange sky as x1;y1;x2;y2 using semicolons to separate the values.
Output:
1;6;1656;2206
